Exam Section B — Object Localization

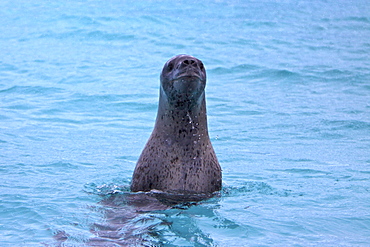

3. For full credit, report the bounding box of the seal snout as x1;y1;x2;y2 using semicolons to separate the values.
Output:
178;58;202;70
175;57;205;80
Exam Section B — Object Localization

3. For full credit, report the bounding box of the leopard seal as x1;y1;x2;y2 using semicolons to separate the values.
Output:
131;54;222;194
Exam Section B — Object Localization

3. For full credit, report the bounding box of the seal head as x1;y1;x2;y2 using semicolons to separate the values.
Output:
160;54;206;109
131;55;222;195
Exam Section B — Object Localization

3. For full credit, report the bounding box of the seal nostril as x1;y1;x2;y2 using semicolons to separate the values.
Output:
183;59;197;66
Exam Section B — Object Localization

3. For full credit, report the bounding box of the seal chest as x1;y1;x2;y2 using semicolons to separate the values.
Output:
130;55;222;194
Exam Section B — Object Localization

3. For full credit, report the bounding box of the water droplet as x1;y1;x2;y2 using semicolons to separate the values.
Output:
166;138;173;146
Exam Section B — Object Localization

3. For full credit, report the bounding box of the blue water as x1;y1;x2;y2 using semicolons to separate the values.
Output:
1;0;370;246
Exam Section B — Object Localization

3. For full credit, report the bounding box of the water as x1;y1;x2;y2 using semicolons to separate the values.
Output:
1;0;370;246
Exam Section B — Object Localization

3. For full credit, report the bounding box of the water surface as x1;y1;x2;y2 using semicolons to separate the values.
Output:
1;0;370;246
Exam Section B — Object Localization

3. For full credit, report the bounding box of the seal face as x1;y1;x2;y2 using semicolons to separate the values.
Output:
130;55;222;194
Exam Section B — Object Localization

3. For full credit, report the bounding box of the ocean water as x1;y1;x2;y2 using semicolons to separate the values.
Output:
1;0;370;246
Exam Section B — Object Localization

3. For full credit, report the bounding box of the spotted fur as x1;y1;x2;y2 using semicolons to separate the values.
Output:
131;55;222;194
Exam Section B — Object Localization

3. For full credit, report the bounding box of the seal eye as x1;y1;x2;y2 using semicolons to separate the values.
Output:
167;62;174;72
199;62;204;71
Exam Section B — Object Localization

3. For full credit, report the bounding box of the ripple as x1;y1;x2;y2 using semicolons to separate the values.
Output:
222;182;293;198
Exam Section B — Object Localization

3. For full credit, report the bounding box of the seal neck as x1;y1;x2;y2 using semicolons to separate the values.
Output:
154;91;209;140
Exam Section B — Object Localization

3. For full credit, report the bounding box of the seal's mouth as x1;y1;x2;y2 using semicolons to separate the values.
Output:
172;76;203;94
172;68;204;81
171;75;204;83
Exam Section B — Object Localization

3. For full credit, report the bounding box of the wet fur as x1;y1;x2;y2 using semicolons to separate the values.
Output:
131;55;222;194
